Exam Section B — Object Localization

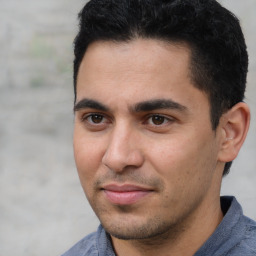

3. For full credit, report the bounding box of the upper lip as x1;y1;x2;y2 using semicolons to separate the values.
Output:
102;184;153;192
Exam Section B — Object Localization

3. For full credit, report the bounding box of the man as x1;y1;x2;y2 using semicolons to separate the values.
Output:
63;0;256;255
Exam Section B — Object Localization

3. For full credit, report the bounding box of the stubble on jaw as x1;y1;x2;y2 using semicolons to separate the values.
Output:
107;214;187;242
87;171;184;242
89;186;189;245
107;214;190;256
85;168;199;245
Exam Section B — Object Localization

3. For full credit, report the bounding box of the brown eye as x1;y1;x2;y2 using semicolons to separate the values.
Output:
151;115;166;125
89;114;104;124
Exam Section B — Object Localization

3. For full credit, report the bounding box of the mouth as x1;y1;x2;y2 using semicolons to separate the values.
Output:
101;184;154;205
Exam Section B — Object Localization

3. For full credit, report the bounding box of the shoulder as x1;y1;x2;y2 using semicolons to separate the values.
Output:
61;231;98;256
221;197;256;255
225;215;256;256
61;225;115;256
195;197;256;256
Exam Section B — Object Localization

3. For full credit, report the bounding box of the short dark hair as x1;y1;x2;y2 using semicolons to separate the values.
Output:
73;0;248;176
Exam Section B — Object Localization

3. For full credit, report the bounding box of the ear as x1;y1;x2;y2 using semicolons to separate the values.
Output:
218;102;250;163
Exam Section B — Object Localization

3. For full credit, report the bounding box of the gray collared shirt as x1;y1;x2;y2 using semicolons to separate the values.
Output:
62;196;256;256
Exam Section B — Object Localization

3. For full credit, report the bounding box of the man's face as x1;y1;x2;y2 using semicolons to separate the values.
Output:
73;39;224;240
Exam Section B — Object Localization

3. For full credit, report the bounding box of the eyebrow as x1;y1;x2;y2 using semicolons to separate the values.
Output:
73;98;187;114
74;98;109;112
133;99;187;112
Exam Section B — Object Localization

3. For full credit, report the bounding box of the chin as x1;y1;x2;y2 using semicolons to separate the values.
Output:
101;216;177;241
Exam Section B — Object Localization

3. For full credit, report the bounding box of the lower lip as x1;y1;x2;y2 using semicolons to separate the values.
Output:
103;190;152;205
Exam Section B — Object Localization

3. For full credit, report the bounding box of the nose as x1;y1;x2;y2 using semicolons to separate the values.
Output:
102;123;144;172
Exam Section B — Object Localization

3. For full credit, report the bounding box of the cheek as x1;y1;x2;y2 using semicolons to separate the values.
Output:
147;134;216;186
146;137;218;215
73;130;105;189
148;138;192;174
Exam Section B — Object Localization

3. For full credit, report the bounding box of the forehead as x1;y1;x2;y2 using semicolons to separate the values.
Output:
76;39;209;111
78;39;191;81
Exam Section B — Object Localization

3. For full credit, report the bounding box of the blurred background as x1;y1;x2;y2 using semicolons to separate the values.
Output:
0;0;255;255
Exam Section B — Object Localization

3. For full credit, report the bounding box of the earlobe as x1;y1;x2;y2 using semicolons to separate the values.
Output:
218;102;250;163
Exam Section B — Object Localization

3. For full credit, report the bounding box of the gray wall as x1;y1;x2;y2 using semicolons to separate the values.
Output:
0;1;255;255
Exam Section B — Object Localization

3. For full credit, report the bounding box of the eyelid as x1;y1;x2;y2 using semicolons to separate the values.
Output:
144;114;175;126
81;112;111;126
79;111;175;130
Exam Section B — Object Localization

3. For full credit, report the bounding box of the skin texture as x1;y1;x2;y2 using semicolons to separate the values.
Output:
73;39;250;256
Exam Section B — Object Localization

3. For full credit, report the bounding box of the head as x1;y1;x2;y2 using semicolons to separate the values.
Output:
72;0;250;245
73;0;248;176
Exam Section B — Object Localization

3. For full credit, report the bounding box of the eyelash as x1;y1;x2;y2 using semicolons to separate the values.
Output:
144;114;173;126
82;113;109;124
